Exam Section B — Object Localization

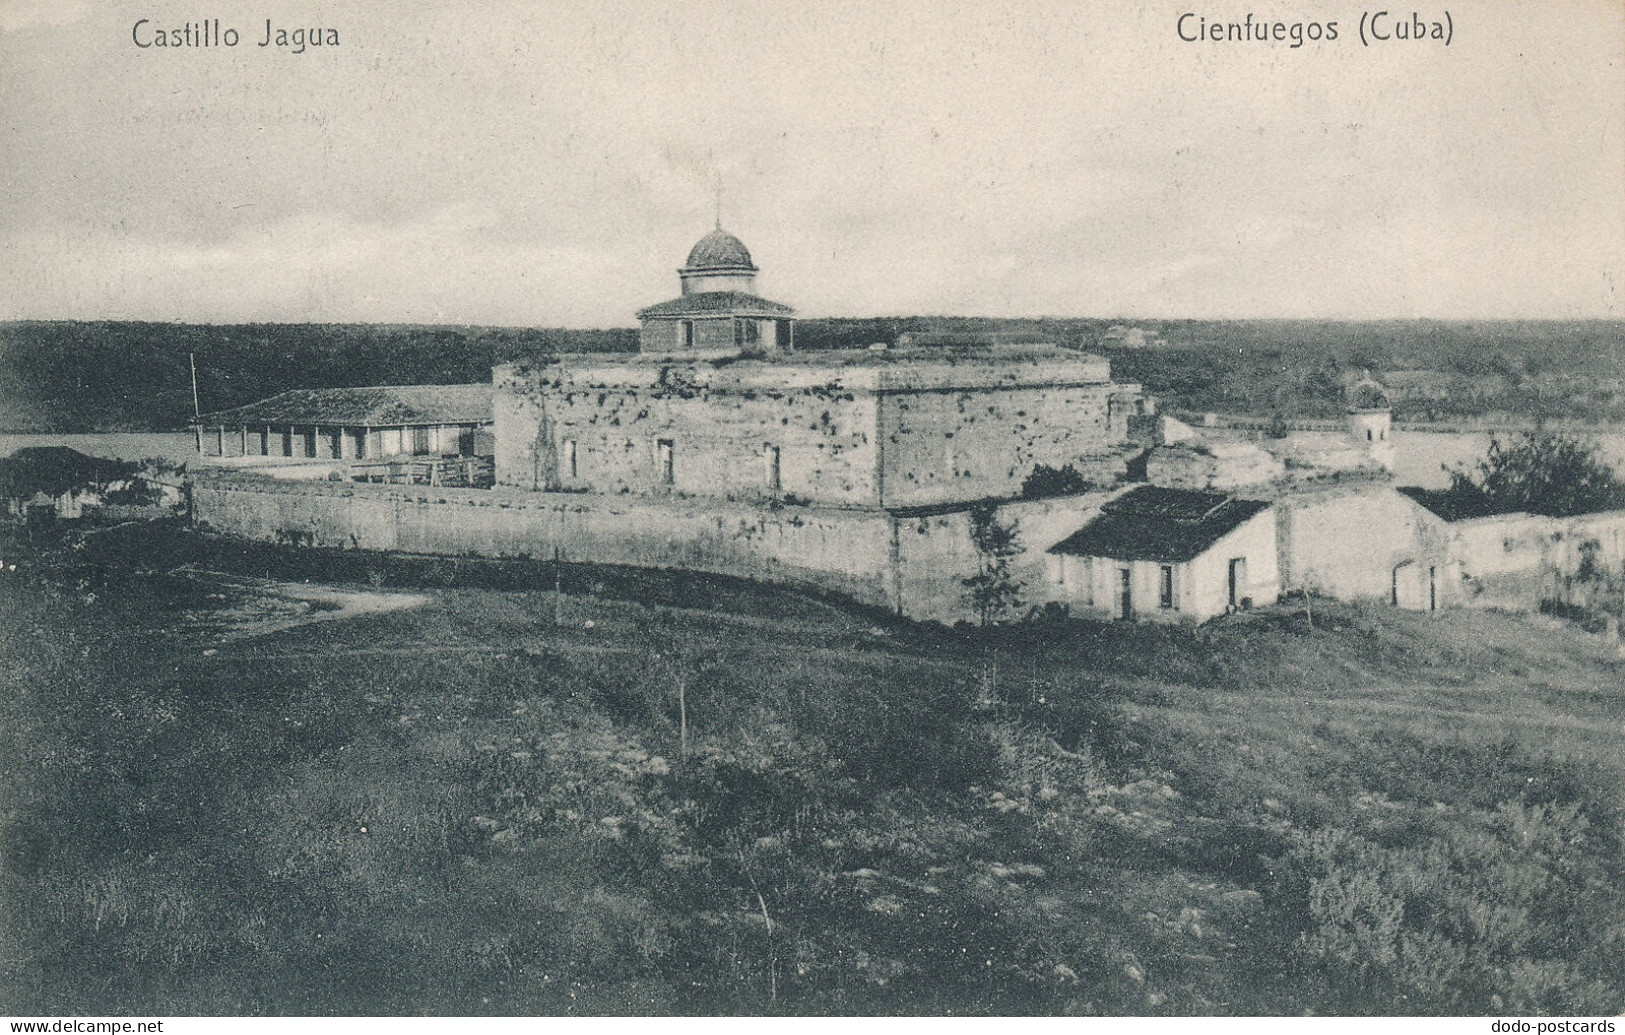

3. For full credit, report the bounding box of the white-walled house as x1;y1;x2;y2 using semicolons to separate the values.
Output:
1046;486;1279;623
1274;485;1458;611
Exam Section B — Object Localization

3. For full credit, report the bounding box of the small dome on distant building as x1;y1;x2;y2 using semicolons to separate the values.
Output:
1346;376;1390;412
684;228;757;272
639;223;795;356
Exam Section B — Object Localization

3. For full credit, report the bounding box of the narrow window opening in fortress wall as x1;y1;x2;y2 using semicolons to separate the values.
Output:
658;438;675;485
765;445;781;490
564;439;578;480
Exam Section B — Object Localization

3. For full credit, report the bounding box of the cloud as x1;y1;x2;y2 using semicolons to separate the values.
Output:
0;0;88;34
1;1;1620;321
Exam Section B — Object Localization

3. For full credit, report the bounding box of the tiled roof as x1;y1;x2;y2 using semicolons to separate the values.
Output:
1347;382;1391;410
194;384;492;427
683;228;757;271
1049;485;1271;562
1395;485;1494;522
636;291;796;320
1;447;135;500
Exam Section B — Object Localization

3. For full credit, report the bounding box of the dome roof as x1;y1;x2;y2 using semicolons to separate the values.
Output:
683;227;757;271
1346;377;1390;411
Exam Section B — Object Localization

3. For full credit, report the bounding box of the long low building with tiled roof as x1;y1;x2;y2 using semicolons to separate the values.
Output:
191;383;492;462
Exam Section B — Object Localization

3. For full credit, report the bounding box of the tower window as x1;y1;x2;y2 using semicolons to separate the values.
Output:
681;321;694;349
735;319;760;347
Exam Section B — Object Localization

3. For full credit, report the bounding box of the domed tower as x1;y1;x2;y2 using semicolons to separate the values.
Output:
636;226;796;357
1345;373;1395;470
679;228;759;296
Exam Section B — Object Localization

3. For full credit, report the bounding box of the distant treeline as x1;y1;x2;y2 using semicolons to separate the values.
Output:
3;318;1622;432
0;322;636;433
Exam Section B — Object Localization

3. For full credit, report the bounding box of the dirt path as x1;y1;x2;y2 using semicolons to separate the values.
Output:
172;567;430;641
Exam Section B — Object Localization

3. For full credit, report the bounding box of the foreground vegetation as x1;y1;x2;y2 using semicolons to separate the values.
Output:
2;522;1623;1015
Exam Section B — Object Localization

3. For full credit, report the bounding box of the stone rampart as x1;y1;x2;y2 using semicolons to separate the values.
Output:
192;472;897;612
190;471;1117;624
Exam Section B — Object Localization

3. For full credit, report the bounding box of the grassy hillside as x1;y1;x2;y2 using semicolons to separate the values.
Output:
3;319;1622;432
2;522;1623;1015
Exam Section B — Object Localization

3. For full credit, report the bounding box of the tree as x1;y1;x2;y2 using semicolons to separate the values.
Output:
962;504;1025;626
1443;431;1625;518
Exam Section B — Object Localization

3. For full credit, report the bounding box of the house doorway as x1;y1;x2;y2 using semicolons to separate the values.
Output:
1228;558;1247;609
1118;567;1132;619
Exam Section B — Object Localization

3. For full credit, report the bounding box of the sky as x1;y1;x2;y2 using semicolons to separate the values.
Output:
1;0;1621;325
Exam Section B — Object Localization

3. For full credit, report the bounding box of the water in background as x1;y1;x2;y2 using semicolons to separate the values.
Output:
0;432;198;465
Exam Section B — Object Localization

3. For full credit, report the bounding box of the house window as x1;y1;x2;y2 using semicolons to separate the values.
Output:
734;319;760;348
1118;567;1133;620
681;321;695;349
657;439;675;485
1160;565;1175;609
765;445;781;491
564;439;578;480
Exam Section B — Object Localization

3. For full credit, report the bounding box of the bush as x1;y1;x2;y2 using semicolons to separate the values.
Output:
1286;798;1623;1014
1021;463;1094;499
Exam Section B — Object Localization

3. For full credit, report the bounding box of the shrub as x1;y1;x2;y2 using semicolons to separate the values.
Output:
1286;798;1622;1014
1021;463;1094;498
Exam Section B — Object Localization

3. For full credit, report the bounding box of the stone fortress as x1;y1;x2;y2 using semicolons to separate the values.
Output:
190;224;1625;624
494;227;1145;509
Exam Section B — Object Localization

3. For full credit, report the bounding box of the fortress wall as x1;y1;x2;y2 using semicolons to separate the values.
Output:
1447;509;1625;581
890;491;1116;622
495;364;881;505
192;475;897;611
878;384;1124;509
191;475;1123;625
